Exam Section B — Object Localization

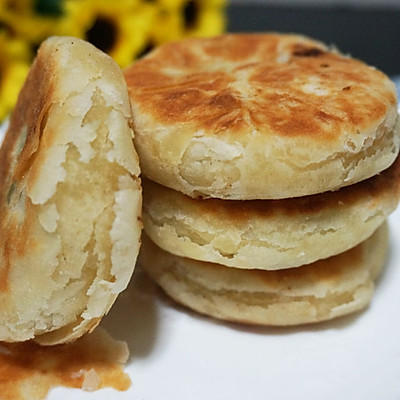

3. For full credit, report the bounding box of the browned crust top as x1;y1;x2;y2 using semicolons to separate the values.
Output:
125;33;396;140
0;45;54;292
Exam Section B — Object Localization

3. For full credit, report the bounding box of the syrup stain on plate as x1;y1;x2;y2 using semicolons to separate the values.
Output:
0;327;131;399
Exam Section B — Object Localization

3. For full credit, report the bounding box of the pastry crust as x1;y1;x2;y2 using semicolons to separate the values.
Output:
0;37;142;344
142;153;400;270
125;33;399;199
139;224;388;326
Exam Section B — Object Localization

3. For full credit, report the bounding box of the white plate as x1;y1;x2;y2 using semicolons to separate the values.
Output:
45;209;400;400
1;111;400;400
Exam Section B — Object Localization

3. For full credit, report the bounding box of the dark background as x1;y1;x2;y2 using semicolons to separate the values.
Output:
227;4;400;77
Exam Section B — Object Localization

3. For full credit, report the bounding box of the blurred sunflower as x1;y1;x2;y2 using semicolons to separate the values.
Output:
0;0;32;14
0;32;31;120
0;0;63;45
61;0;157;67
181;0;227;37
151;0;226;46
0;0;227;120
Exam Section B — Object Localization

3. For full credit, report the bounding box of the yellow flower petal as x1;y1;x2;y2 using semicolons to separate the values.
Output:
61;0;156;66
0;33;30;120
0;0;227;119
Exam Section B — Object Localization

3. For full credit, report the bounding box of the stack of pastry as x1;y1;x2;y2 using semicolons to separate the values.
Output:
124;33;400;325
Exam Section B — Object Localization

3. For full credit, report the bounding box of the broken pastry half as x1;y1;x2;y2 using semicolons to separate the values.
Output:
0;37;142;344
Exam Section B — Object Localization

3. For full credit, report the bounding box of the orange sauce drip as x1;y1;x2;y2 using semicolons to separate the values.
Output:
0;328;131;400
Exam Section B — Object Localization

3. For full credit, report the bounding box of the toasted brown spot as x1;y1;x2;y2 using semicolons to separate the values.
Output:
202;34;265;62
209;92;240;109
292;45;325;57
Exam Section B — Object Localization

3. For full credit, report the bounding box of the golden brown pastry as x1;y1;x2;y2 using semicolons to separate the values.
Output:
0;37;142;344
139;224;388;326
142;155;400;270
124;33;399;200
